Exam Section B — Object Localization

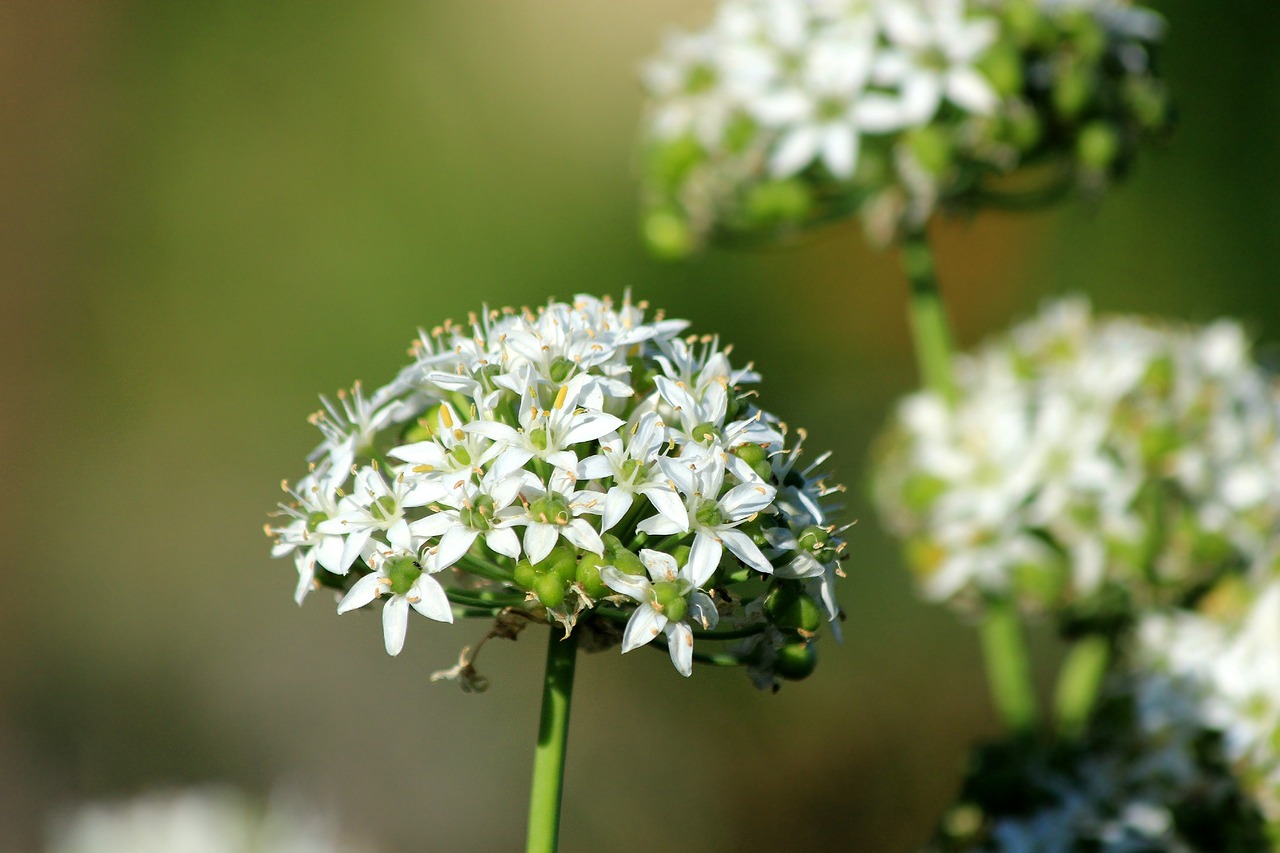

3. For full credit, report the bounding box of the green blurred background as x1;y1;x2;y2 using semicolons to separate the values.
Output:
2;2;1277;851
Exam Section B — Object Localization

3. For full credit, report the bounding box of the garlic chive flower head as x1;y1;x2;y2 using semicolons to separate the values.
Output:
871;298;1280;629
638;0;1172;255
267;295;846;686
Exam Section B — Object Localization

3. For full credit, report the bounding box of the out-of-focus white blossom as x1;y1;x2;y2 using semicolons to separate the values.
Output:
873;298;1280;620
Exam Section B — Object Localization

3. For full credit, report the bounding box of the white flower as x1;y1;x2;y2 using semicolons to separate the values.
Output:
875;0;999;125
601;549;719;676
316;466;417;573
337;551;453;656
308;380;407;473
576;412;687;532
407;469;525;568
497;470;605;565
269;465;348;604
639;452;776;585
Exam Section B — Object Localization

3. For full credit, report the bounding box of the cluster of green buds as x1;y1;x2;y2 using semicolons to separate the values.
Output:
871;298;1280;634
636;0;1172;255
266;295;847;686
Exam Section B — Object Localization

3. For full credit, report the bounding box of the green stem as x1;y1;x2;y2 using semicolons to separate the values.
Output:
900;229;957;403
458;553;515;583
1053;634;1111;741
900;229;1038;736
979;600;1039;736
526;629;578;853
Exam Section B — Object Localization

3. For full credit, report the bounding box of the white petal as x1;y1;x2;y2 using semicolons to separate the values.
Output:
601;488;634;532
639;549;679;584
687;533;723;588
337;572;385;613
463;420;521;443
656;454;697;497
622;604;666;653
484;526;522;559
435;526;479;569
563;519;604;555
314;535;346;575
337;529;373;574
601;566;650;603
387;441;446;466
562;413;626;446
409;575;454;623
688;591;720;631
382;596;410;656
771;126;821;178
577;454;614;481
945;67;998;115
820;123;858;179
665;622;694;677
636;513;685;536
720;528;773;575
387;518;413;552
409;512;456;539
524;523;559;565
720;482;776;518
639;484;691;532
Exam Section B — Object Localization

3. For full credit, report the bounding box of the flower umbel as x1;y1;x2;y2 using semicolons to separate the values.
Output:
267;294;846;686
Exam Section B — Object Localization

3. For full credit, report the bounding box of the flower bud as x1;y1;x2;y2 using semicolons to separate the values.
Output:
774;641;818;681
534;573;566;609
764;582;823;633
575;553;610;600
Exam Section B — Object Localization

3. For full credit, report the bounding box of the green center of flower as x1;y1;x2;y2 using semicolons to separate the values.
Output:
460;495;496;530
450;444;472;466
549;356;576;383
370;495;398;523
817;97;847;122
695;499;724;528
652;581;687;623
620;458;647;483
691;421;719;443
685;64;717;94
529;495;571;525
385;556;422;596
307;510;329;530
529;427;550;451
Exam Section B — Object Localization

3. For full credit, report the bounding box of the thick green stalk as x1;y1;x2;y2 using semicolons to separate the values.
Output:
899;230;1037;736
978;601;1038;736
1053;634;1111;740
901;230;957;403
525;629;579;853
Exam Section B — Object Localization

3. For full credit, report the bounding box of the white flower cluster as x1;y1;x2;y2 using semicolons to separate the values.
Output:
268;295;845;681
47;789;375;853
1138;581;1280;830
638;0;1170;254
873;298;1280;618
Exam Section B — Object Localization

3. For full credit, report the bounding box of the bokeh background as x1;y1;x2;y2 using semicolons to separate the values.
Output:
2;2;1278;851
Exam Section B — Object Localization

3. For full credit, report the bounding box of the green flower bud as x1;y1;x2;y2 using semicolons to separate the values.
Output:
513;560;537;591
1077;122;1120;172
528;495;570;526
744;179;812;226
575;553;610;599
644;210;695;259
797;525;830;553
611;547;646;577
535;573;566;609
653;581;687;622
649;136;704;191
734;443;773;481
539;547;579;584
1052;62;1093;120
385;556;423;596
978;44;1024;97
902;472;948;512
764;582;823;633
774;641;818;680
907;126;953;175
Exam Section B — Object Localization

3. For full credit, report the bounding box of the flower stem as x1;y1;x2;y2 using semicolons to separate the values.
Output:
1053;634;1111;741
899;229;1037;736
525;628;578;853
978;600;1039;737
901;229;957;403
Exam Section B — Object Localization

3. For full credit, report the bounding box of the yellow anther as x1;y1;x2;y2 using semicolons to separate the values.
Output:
440;406;454;428
553;385;569;410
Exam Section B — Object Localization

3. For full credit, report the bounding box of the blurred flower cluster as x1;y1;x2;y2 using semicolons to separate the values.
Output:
47;789;375;853
1139;579;1280;835
925;671;1268;852
637;0;1171;255
872;298;1280;632
267;295;845;685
